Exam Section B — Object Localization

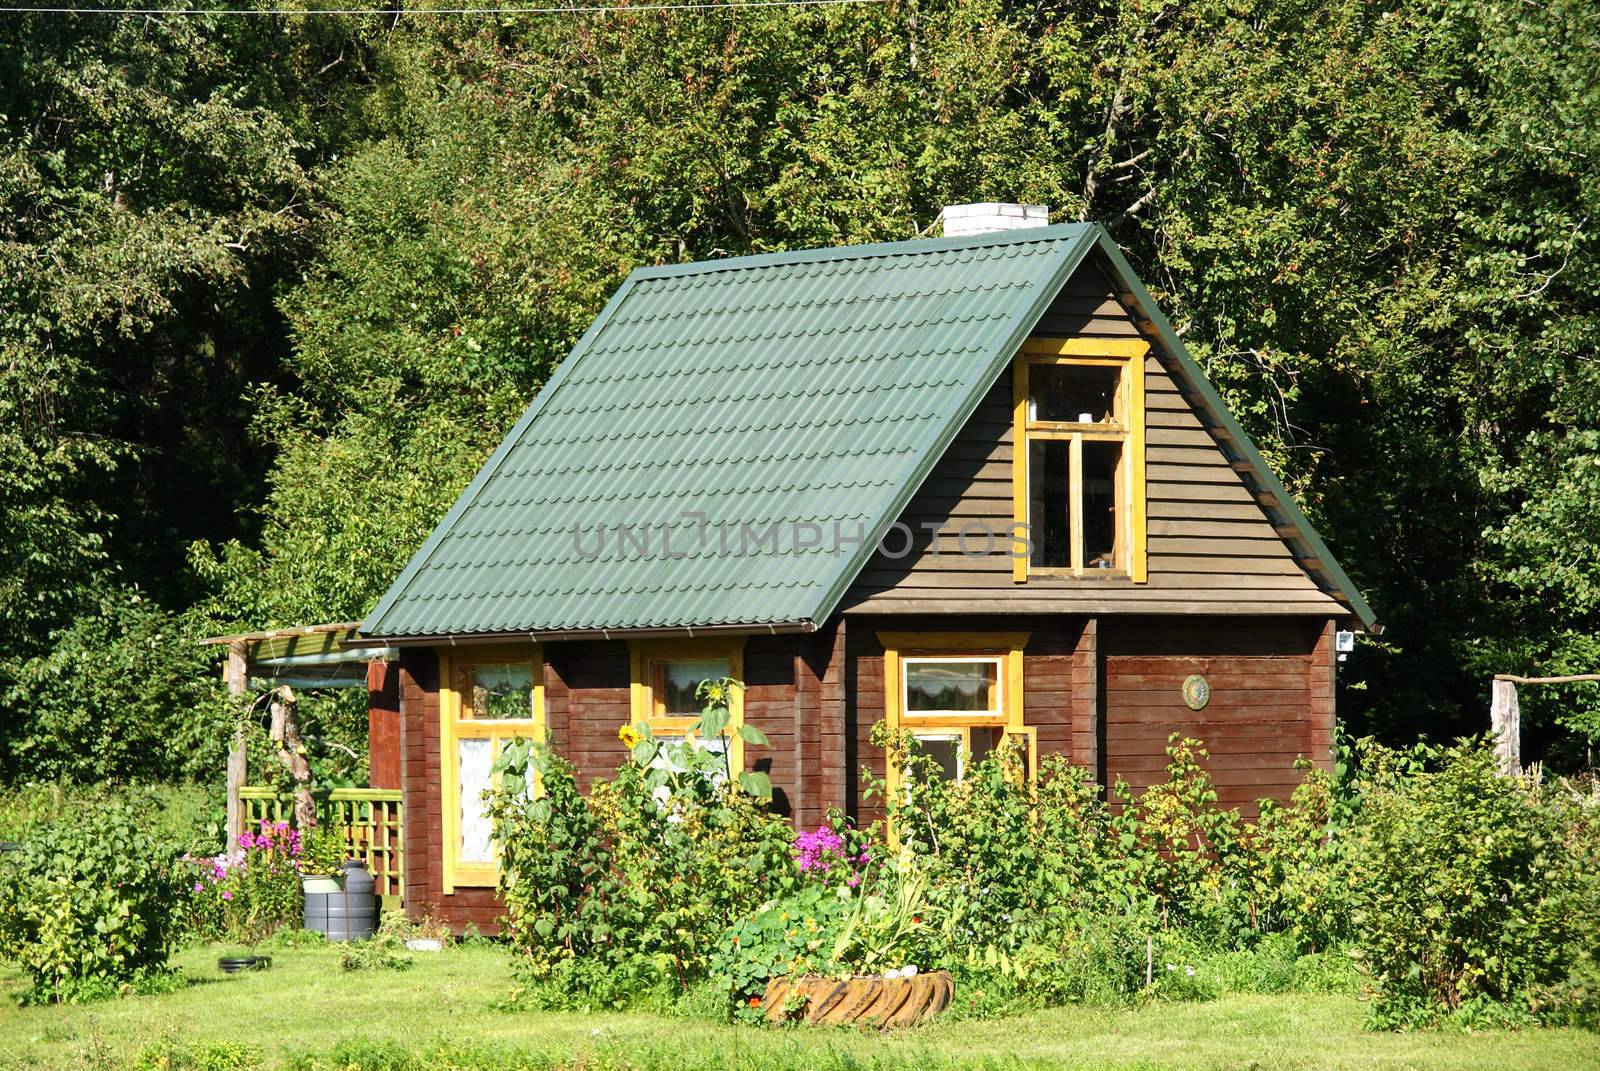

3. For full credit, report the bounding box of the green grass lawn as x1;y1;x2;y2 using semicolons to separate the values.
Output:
1;944;1596;1071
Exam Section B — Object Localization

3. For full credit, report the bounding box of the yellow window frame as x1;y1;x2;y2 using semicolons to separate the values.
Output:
627;638;748;773
1011;337;1148;583
438;644;545;893
878;632;1031;802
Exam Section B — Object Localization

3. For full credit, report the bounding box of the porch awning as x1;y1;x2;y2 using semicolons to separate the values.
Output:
200;622;396;689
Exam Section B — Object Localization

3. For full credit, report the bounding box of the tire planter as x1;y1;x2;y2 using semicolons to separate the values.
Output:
217;955;272;974
761;971;954;1028
302;861;376;942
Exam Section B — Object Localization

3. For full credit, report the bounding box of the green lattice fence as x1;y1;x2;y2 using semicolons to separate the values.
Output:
238;787;404;901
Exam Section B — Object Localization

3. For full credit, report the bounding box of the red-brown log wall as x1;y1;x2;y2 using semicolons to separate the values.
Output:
842;615;1090;827
1100;616;1332;817
396;648;503;933
367;661;402;790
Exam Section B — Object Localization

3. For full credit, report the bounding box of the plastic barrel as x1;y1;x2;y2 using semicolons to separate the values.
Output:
302;861;377;941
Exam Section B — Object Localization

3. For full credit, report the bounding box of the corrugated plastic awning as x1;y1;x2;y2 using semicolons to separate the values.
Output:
200;623;395;689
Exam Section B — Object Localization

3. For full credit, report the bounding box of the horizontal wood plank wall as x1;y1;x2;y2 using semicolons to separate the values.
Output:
842;614;1088;826
840;258;1345;617
367;661;402;790
548;640;631;792
817;619;848;820
743;634;800;819
397;648;502;933
1100;617;1333;818
793;620;841;830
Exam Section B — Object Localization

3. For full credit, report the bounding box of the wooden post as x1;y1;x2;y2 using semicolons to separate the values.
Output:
225;640;249;849
269;685;316;830
1490;678;1521;777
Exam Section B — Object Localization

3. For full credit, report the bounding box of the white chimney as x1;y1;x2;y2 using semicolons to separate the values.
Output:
939;202;1050;237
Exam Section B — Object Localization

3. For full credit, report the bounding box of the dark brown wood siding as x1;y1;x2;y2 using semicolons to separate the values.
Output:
840;259;1347;618
1100;617;1333;818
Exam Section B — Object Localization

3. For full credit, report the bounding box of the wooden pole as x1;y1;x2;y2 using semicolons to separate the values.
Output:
269;685;316;830
225;640;249;850
1493;673;1600;685
1490;678;1521;777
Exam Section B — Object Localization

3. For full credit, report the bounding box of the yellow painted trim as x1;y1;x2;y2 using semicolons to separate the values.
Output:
1012;338;1150;582
439;644;545;891
1020;337;1151;358
1011;351;1029;583
626;638;748;775
439;651;456;896
1129;351;1148;583
878;632;1031;807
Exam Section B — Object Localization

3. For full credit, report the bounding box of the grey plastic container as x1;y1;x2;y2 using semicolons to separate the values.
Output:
302;861;377;942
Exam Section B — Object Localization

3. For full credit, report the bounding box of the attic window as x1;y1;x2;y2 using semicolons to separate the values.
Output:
1012;338;1149;582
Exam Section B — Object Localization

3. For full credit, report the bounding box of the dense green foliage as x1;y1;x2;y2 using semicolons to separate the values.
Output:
491;711;1600;1029
0;780;221;850
1345;746;1600;1027
0;804;183;1003
490;691;795;1008
2;0;1599;778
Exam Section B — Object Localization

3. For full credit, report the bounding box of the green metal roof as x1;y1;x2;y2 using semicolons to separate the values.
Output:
363;222;1375;638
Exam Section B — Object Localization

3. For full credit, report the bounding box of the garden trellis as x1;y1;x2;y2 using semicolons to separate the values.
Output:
200;623;406;902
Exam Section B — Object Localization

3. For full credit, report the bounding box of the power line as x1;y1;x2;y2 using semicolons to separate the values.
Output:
0;0;883;13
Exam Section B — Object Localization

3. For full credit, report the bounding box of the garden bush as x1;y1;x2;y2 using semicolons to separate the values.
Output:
0;781;222;855
488;686;1600;1030
0;802;182;1003
1344;742;1600;1027
490;678;797;1007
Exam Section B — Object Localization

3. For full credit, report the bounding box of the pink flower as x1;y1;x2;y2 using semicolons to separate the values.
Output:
221;890;233;901
793;825;849;873
193;883;203;893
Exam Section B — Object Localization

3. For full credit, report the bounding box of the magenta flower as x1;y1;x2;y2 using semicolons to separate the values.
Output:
221;890;233;901
793;825;848;873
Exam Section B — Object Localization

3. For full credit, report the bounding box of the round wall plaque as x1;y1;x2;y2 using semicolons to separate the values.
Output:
1182;673;1210;712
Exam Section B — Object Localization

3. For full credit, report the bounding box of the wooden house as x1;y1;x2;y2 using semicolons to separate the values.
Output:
355;209;1376;930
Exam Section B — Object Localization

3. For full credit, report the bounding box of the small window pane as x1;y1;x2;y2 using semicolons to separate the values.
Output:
969;726;1001;766
913;733;962;782
457;738;493;863
656;658;731;717
1031;363;1121;423
648;731;729;781
905;660;998;713
463;662;535;721
1029;440;1071;568
1083;441;1121;569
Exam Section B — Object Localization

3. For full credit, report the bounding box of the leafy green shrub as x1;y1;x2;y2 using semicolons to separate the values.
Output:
715;880;852;1008
490;679;797;1008
0;803;182;1002
1345;742;1600;1027
0;781;222;855
339;935;414;972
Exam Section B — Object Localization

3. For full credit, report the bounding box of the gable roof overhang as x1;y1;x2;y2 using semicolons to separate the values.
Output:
360;224;1375;643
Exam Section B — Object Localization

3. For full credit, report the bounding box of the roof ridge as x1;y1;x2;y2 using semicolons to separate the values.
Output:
628;222;1092;283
